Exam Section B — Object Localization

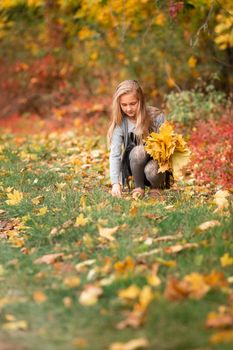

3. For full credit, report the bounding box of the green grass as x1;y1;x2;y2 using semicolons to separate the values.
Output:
0;132;232;350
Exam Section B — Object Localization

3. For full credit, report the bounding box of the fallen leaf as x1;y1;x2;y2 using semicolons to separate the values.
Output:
98;225;119;241
139;286;154;309
31;195;44;205
34;253;64;265
164;273;210;301
109;337;149;350
206;312;233;328
4;314;16;321
220;253;233;267
118;285;141;301
75;259;96;272
72;337;88;348
64;276;80;288
164;242;198;254
183;272;210;299
137;248;162;258
196;220;221;232
36;206;48;216
2;320;28;331
154;232;183;242
210;330;233;344
204;271;228;288
129;205;138;216
33;291;47;303
79;285;103;306
6;189;23;206
75;213;89;227
147;274;161;287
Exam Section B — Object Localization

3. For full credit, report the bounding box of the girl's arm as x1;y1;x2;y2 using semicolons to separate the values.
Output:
109;126;124;195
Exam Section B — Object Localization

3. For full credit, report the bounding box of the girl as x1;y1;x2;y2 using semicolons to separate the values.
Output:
108;79;171;198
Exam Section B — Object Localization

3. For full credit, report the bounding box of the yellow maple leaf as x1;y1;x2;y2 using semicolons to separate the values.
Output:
220;253;233;267
31;195;44;205
118;285;141;300
188;56;197;68
98;225;119;241
75;213;89;227
6;189;23;205
36;206;48;216
145;121;190;176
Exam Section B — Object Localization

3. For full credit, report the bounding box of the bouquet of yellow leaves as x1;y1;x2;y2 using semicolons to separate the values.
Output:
144;121;190;179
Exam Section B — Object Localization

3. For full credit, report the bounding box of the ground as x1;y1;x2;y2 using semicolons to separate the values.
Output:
0;112;232;350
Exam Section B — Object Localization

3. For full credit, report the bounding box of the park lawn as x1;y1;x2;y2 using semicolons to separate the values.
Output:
0;129;232;350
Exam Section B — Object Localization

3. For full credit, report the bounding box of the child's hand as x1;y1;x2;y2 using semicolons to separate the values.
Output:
111;184;122;197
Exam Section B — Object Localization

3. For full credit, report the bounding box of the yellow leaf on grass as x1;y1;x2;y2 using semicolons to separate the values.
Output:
75;213;89;227
6;190;23;205
75;259;96;272
220;253;233;267
206;311;233;328
210;330;233;344
36;206;48;216
147;274;161;286
139;286;154;309
31;195;44;205
79;285;103;306
196;220;221;232
64;276;80;288
183;273;210;299
2;320;28;331
98;225;119;241
188;56;197;68
109;337;149;350
33;291;47;303
118;285;141;300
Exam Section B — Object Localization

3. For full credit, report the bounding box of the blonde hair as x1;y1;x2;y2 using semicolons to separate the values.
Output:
107;80;151;145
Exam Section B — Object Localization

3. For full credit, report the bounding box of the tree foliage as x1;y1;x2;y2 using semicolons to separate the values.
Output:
0;0;232;97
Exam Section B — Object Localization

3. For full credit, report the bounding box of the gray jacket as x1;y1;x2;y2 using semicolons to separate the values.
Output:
110;106;165;184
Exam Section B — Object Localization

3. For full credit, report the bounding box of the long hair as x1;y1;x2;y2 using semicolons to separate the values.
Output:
107;80;152;145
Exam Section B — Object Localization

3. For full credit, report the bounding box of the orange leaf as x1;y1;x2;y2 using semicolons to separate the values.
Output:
34;253;64;265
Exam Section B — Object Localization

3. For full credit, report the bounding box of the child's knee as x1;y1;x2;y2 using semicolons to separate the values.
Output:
144;160;159;180
129;145;147;163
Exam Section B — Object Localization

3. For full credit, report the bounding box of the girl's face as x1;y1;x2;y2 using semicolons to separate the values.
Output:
119;92;139;119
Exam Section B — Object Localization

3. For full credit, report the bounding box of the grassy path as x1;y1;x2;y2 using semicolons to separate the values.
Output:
0;128;232;350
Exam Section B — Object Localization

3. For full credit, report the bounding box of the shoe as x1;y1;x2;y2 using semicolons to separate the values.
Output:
132;187;145;199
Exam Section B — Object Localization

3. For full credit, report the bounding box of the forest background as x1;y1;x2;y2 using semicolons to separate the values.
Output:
0;0;232;119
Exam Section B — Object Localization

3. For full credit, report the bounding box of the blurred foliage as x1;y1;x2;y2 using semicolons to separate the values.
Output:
0;0;232;99
166;77;227;124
